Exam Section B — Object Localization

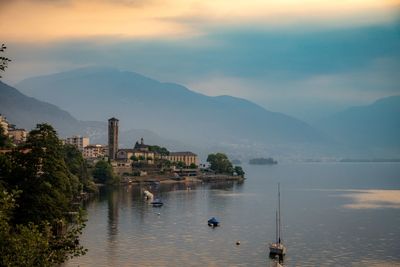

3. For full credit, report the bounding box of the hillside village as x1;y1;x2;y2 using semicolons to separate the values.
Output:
65;117;204;183
1;115;244;184
0;114;28;145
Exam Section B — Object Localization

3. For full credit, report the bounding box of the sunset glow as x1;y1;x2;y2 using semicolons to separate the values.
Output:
1;0;399;41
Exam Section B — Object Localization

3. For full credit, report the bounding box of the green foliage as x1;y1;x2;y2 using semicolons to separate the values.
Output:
0;188;50;266
0;184;87;266
157;159;171;170
189;163;197;169
1;124;79;225
0;123;88;265
0;126;12;148
92;160;116;184
163;159;171;167
234;166;245;177
206;153;234;175
63;144;96;193
0;44;11;78
148;145;169;156
130;155;138;161
176;161;186;169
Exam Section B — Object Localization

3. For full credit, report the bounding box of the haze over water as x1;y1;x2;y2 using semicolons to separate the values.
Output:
66;163;400;266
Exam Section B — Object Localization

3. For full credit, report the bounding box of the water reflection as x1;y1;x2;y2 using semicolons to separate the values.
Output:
98;181;242;241
107;189;119;240
269;253;285;265
66;163;400;267
340;189;400;209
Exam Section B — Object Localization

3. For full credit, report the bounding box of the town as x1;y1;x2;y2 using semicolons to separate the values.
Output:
0;115;245;185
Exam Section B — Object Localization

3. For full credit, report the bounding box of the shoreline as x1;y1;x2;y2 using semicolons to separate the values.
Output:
120;173;245;185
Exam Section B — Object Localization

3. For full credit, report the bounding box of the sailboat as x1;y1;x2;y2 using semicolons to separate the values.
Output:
269;183;287;256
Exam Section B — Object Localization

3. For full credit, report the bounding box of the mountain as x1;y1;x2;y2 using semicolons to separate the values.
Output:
0;81;184;150
0;80;97;136
16;67;327;156
315;95;400;156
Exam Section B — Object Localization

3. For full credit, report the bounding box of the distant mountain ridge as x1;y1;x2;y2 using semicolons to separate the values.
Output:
3;66;399;158
315;95;400;155
0;80;91;136
16;67;326;153
0;81;184;150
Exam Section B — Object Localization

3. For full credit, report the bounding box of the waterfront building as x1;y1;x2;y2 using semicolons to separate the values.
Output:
117;147;155;164
166;152;199;167
108;117;119;160
134;138;149;151
130;138;155;163
116;149;135;161
83;144;108;159
65;135;89;151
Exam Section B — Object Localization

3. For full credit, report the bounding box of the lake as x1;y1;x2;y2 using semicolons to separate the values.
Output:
65;163;400;266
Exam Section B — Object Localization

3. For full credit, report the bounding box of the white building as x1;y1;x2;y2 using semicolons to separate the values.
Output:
8;129;28;144
166;152;199;167
83;144;107;159
0;114;9;135
65;135;89;151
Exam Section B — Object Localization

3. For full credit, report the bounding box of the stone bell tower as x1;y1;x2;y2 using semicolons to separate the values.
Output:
108;117;119;160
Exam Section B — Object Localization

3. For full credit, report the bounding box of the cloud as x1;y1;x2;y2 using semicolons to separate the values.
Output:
2;19;399;121
1;0;399;42
0;0;191;41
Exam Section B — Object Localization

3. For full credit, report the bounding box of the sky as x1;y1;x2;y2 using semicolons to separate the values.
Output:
1;0;400;121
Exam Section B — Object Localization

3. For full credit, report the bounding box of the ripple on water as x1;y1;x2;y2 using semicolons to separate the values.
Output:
65;164;400;267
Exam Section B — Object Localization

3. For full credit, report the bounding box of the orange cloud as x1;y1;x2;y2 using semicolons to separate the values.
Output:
0;0;191;42
0;0;399;42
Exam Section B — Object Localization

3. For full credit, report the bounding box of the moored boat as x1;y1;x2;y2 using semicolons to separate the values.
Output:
269;183;286;257
151;199;163;207
208;217;219;227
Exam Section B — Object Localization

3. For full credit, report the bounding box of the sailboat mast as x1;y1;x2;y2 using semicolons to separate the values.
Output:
278;183;281;244
276;210;278;243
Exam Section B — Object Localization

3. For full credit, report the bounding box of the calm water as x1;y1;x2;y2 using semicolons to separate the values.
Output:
66;163;400;266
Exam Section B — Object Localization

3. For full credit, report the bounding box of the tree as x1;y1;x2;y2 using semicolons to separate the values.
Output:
0;187;86;266
0;44;11;78
206;153;234;175
2;123;80;225
176;161;186;169
63;144;96;193
148;145;169;156
158;159;171;170
234;166;245;177
0;126;12;148
92;160;116;184
189;163;197;169
0;123;87;265
0;48;87;263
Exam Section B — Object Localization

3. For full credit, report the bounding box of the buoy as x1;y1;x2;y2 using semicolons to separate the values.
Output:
236;241;241;245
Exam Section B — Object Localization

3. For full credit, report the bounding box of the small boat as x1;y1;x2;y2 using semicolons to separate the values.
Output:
208;217;219;227
269;183;286;257
151;199;163;207
144;190;154;200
